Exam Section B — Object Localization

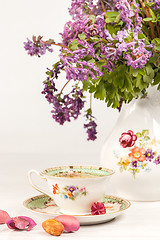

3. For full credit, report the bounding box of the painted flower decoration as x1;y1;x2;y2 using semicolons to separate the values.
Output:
91;202;106;215
117;129;160;177
68;186;77;193
119;130;137;148
120;156;130;167
53;185;87;200
145;149;155;161
132;161;138;168
6;216;37;231
53;184;60;194
129;147;146;162
154;155;160;165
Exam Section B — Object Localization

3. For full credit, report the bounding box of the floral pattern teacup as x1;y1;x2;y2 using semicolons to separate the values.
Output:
28;166;114;215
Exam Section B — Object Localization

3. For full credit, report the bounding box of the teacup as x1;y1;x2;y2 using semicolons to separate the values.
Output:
28;166;114;215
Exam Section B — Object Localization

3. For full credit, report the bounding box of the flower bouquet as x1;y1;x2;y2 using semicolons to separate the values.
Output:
24;0;160;141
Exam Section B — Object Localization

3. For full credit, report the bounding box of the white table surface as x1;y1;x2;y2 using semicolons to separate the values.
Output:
0;153;160;240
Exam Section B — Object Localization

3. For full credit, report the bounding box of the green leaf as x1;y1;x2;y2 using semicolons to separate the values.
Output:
139;69;146;76
109;65;127;88
155;45;160;51
153;73;160;85
132;69;139;77
148;54;159;66
143;75;152;83
89;85;96;93
94;82;106;100
89;36;99;42
113;74;124;88
107;24;120;35
70;39;78;50
152;38;160;44
88;59;95;63
149;8;157;22
105;83;117;99
82;80;89;91
145;1;155;7
152;38;160;51
136;77;144;90
96;60;107;70
105;11;119;18
90;15;96;24
136;132;142;137
105;12;120;23
145;64;154;79
78;32;86;41
143;18;153;22
86;108;92;115
142;129;149;136
144;136;150;141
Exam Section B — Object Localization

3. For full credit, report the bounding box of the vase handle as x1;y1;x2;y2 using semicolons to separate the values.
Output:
27;169;51;197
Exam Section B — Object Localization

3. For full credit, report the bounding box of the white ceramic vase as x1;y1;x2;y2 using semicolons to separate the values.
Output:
100;87;160;201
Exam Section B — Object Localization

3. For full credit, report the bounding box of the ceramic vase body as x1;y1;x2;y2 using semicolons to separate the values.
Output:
101;92;160;201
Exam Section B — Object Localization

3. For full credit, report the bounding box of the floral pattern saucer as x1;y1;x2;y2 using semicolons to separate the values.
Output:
23;194;131;225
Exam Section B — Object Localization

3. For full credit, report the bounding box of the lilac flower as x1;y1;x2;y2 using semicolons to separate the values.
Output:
84;114;97;141
24;38;53;57
24;0;158;141
68;0;117;20
68;0;87;20
115;0;136;29
149;0;160;11
117;99;123;112
42;81;85;125
154;156;160;165
145;149;155;161
60;15;106;45
59;41;103;81
123;40;152;69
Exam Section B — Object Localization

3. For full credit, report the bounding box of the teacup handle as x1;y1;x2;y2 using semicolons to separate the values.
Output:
27;169;51;197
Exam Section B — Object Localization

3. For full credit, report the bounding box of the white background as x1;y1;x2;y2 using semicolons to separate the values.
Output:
0;0;118;158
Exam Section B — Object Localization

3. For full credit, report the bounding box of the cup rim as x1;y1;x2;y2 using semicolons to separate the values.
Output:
41;165;114;178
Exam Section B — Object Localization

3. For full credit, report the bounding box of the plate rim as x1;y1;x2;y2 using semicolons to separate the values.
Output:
23;194;131;217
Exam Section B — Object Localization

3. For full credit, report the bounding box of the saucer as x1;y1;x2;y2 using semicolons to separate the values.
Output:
23;194;131;225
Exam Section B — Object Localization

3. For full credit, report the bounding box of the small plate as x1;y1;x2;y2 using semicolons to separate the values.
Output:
23;194;131;225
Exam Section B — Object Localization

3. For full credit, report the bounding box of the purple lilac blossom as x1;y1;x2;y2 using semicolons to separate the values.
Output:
149;0;160;11
60;15;106;46
123;40;152;69
115;0;137;29
117;99;123;112
154;155;160;165
84;114;97;141
59;41;104;81
68;0;117;20
42;84;85;125
145;149;155;161
24;38;53;57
